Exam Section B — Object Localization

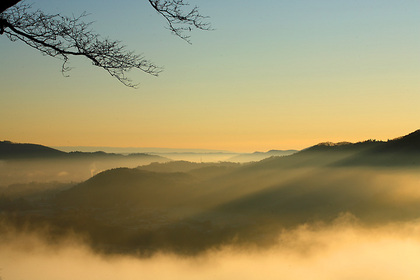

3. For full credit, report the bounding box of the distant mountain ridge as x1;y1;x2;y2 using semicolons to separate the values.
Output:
0;141;170;185
335;129;420;166
227;149;298;163
2;130;419;164
253;129;420;168
0;141;66;159
0;140;165;160
304;129;420;153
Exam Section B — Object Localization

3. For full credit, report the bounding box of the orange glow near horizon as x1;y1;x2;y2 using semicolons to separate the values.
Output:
1;1;419;153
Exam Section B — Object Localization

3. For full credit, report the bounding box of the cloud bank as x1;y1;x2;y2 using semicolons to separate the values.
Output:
1;216;420;280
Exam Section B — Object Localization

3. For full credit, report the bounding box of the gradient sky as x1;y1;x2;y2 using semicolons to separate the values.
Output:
1;0;419;152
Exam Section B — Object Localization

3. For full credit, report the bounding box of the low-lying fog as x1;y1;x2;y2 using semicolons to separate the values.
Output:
1;217;420;280
2;139;420;279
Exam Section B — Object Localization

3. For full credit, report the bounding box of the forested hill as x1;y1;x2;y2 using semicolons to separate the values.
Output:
0;141;66;159
299;129;420;154
248;129;420;169
0;141;170;185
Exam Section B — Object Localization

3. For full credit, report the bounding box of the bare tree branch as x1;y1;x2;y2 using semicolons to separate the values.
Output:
148;0;211;43
1;3;162;87
0;0;210;87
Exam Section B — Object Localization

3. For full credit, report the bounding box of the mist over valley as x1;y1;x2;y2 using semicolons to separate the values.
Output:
1;131;420;279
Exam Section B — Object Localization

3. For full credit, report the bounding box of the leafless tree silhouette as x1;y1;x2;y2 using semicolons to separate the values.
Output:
0;0;210;87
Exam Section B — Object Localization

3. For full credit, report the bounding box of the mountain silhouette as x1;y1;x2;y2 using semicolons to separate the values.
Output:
303;129;420;156
245;130;420;169
0;141;170;186
0;141;66;159
56;168;198;209
374;129;420;153
2;130;420;256
0;140;169;161
334;130;420;167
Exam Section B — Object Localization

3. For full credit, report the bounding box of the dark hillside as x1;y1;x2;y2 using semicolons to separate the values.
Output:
0;141;66;159
0;141;169;185
243;130;420;169
336;130;420;167
56;168;198;209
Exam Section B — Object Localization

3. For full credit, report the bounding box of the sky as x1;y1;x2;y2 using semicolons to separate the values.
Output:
0;0;419;152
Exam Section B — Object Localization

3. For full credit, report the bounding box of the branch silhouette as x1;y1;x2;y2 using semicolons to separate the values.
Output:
0;0;210;87
148;0;211;43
